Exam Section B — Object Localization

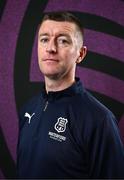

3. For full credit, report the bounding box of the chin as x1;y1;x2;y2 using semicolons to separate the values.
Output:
44;72;62;80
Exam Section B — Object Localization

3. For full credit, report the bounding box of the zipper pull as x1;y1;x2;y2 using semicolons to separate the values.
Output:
43;101;49;111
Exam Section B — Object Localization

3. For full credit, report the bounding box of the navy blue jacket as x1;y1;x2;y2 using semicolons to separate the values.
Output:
17;78;124;179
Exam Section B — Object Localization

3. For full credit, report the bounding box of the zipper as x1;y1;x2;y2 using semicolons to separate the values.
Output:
43;101;49;111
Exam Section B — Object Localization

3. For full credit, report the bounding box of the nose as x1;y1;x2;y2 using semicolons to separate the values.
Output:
46;39;57;53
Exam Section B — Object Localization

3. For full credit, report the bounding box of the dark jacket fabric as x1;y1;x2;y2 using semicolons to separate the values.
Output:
17;78;124;179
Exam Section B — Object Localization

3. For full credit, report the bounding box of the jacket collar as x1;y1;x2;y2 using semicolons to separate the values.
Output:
41;77;85;101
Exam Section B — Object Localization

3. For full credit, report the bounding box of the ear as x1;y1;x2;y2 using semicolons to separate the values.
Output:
76;46;87;64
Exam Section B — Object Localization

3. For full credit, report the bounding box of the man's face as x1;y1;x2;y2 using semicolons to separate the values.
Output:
38;20;86;80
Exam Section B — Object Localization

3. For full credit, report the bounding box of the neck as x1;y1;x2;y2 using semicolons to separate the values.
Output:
44;76;75;93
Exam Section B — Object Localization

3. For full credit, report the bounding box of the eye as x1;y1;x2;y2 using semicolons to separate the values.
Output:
40;37;49;44
58;38;69;44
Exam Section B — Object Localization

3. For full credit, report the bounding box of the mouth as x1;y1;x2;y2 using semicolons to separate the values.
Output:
43;59;59;62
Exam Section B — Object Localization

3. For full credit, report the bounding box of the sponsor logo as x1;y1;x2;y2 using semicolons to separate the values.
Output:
24;112;35;124
48;131;66;142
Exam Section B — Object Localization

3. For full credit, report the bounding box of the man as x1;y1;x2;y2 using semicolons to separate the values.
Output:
17;11;124;178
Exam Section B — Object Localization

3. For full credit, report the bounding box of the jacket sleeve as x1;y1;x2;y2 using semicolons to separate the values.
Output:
86;112;124;178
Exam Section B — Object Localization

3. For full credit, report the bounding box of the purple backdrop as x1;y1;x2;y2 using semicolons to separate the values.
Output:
0;0;124;178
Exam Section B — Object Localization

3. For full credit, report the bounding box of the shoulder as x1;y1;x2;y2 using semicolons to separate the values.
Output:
73;88;115;119
83;90;114;118
74;89;118;131
74;90;123;149
20;93;41;113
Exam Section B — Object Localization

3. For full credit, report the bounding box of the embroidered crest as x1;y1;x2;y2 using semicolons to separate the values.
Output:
54;117;68;133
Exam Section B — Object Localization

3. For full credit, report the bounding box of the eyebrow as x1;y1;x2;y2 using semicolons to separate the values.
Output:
39;33;49;37
39;33;70;38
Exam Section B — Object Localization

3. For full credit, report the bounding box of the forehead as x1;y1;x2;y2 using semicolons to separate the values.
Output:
39;20;77;36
